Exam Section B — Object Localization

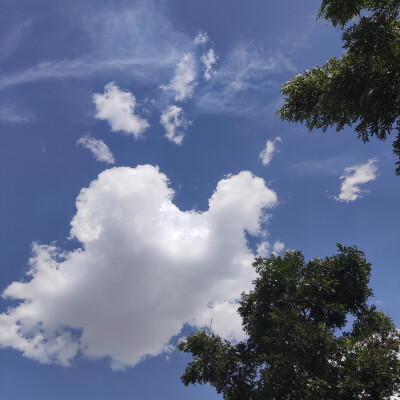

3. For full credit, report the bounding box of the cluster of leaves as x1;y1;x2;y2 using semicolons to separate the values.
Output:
277;0;400;174
178;245;400;399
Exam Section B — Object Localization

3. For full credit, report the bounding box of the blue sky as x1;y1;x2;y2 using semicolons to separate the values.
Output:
0;0;399;398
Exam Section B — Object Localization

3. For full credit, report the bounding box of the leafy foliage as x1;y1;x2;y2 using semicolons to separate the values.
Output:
178;245;400;399
277;0;400;174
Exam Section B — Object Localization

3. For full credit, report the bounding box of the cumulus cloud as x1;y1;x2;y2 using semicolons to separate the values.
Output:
161;53;196;101
194;31;208;45
77;135;115;164
335;159;378;202
93;82;149;138
160;105;191;145
0;165;277;369
256;240;285;258
201;49;218;81
259;136;282;166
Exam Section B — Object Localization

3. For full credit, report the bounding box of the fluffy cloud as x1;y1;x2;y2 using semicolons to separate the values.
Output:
93;82;149;138
256;240;285;258
77;135;115;164
160;105;191;145
161;53;196;101
259;136;282;166
0;165;277;369
335;159;378;202
201;49;218;81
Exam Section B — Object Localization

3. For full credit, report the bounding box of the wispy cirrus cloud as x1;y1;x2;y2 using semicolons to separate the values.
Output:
93;82;149;138
0;20;32;61
0;105;34;123
0;3;189;91
77;134;115;164
335;159;378;202
0;165;277;369
195;43;296;115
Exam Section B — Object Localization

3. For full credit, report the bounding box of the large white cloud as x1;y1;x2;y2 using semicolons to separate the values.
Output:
77;134;115;164
335;158;378;202
0;165;277;370
161;53;197;101
93;82;149;138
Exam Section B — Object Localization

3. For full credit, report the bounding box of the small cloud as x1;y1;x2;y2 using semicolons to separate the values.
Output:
259;137;282;166
201;49;218;81
93;82;149;138
272;240;285;256
257;240;285;258
0;106;33;124
77;135;115;164
160;105;191;145
334;159;378;202
160;53;196;101
194;31;208;45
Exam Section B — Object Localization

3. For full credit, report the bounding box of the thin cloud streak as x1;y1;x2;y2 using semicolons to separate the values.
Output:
0;55;179;91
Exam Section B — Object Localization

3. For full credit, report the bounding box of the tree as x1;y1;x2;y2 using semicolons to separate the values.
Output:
178;245;400;399
276;0;400;174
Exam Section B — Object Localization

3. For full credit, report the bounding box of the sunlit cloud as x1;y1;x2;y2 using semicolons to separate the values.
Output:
0;165;277;370
93;82;149;138
335;159;378;202
77;134;115;164
259;136;282;166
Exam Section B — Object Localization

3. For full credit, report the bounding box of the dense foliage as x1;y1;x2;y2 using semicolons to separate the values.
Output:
178;245;400;399
277;0;400;174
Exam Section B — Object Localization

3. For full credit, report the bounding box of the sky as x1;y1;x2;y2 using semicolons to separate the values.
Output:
0;0;399;399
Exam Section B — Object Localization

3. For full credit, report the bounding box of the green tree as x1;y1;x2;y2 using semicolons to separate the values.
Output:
178;245;400;399
277;0;400;174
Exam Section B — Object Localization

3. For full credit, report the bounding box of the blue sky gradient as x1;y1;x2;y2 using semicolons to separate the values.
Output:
1;0;399;399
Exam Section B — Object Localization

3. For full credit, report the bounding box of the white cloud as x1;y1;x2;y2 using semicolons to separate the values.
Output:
194;31;208;45
160;105;191;145
93;82;149;138
259;136;282;166
201;49;218;81
256;240;285;258
272;240;285;255
335;159;378;202
161;53;197;101
77;135;115;164
0;165;277;370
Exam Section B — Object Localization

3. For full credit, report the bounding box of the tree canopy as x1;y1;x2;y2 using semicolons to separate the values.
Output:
178;245;400;399
277;0;400;174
